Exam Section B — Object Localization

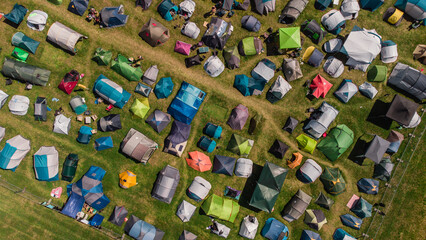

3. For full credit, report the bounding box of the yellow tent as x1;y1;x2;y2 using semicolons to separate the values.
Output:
119;170;137;189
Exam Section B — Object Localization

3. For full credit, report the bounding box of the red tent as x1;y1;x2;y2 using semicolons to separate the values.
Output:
58;70;80;95
186;151;212;172
310;74;333;98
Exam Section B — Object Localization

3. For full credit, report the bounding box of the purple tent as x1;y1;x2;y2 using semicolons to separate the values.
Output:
227;104;249;130
175;41;191;56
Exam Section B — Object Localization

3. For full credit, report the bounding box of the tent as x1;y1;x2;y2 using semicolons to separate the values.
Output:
187;176;211;202
334;80;358;103
68;0;89;16
317;124;354;161
100;5;128;28
186;151;212;172
304;209;327;230
109;206;128;226
146;110;171;133
99;114;122;132
77;126;93;144
227;134;254;157
253;59;276;83
299;159;323;183
202;194;240;222
234;74;265;96
92;47;112;66
269;140;289;159
364;135;390;164
69;95;87;115
111;54;143;81
351;197;372;218
93;74;131;109
121;128;158;164
238;37;263;56
0;128;5;144
136;0;152;10
296;134;317;154
250;162;288;213
278;27;301;49
360;0;384;11
90;214;104;227
282;58;303;82
255;0;276;15
204;123;222;139
8;95;30;116
340;214;362;230
204;56;225;77
61;153;79;182
359;82;378;99
283;116;298;134
279;0;309;24
357;178;379;194
287;152;303;169
235;158;253;178
387;62;426;101
34;97;47;121
301;230;321;240
333;228;356;240
152;165;180;204
202;18;233;50
198;136;216;153
119;170;137;189
248;114;262;135
2;58;50;86
239;215;258;239
181;21;200;39
154;77;174;99
139;18;170;47
124;215;165;240
387;130;404;154
303;47;325;67
61;192;85;218
47;22;85;54
266;76;292;103
315;0;332;10
320;167;346;195
281;190;312;222
95;136;113;151
395;0;426;24
179;230;197;240
167;82;206;124
130;98;150;119
12;47;29;62
315;192;334;209
157;0;178;21
11;32;40;54
323;57;344;78
261;218;289;240
0;135;31;171
179;0;195;18
135;83;152;97
164;120;191;157
321;10;346;35
34;146;59;181
367;65;387;82
413;44;426;65
58;70;80;95
142;65;159;86
176;200;196;222
310;75;333;98
185;55;204;68
53;114;71;135
301;19;326;44
48;0;63;5
386;94;419;126
209;221;230;238
381;40;398;63
227;104;249;130
4;3;28;26
373;158;394;181
303;102;339;139
212;155;236;176
0;90;9;109
174;41;191;56
241;15;261;32
323;38;343;54
341;0;360;19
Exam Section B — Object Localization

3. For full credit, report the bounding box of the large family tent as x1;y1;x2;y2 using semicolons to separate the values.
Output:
351;197;372;218
146;110;171;133
333;228;356;240
310;75;333;98
413;44;426;65
34;97;47;121
181;21;200;39
395;0;426;24
321;10;346;35
282;58;303;81
296;134;317;154
359;82;378;99
340;214;362;230
167;81;206;124
94;137;113;151
301;230;321;240
300;19;326;44
61;192;85;218
69;96;87;115
255;0;276;15
283;116;298;134
387;62;426;101
281;190;312;222
176;200;196;222
241;15;261;32
341;0;360;19
0;90;9;109
228;104;249;130
223;46;240;69
315;192;334;209
364;135;390;164
304;102;339;139
320;167;346;195
238;37;263;56
179;230;197;240
109;206;128;226
164;120;191;157
157;0;178;21
279;0;309;24
317;124;354;161
152;165;180;204
77;126;93;144
8;95;30;116
47;22;86;54
234;74;264;96
186;151;212;172
187;176;211;202
5;3;27;26
204;55;225;77
252;59;276;83
124;215;165;240
139;18;170;47
121;128;158;164
68;0;89;16
250;162;288;213
266;76;292;103
239;215;259;239
2;58;50;86
58;70;80;95
268;140;289;159
304;209;327;231
93;74;131;108
303;47;325;67
0;135;31;171
100;5;128;28
69;166;110;210
202;194;240;222
360;0;384;11
227;134;254;157
373;158;394;181
357;178;379;194
34;146;59;181
202;18;233;50
11;32;40;54
154;77;174;99
298;159;322;183
212;155;236;176
61;153;79;182
323;57;344;78
386;94;419;126
261;218;289;240
119;170;137;189
143;65;159;85
111;54;143;81
92;47;112;66
53;114;71;135
99;114;122;132
334;79;358;103
235;158;253;178
130;98;150;119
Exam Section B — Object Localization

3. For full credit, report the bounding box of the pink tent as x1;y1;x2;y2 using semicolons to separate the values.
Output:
310;74;333;98
174;41;191;56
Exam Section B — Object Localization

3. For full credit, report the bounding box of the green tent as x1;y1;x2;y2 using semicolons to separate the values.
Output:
201;194;240;223
279;27;301;49
61;153;79;182
1;57;50;86
317;124;354;161
92;47;112;66
367;65;387;82
11;47;29;62
320;167;346;195
296;134;317;154
130;98;150;118
227;134;254;157
111;54;143;81
315;192;334;210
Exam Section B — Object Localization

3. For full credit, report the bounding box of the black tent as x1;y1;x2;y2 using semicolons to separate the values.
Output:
61;153;79;182
387;62;426;101
364;135;390;164
248;114;262;135
145;110;171;133
185;55;203;68
281;189;312;222
108;206;128;226
315;192;334;210
136;0;152;10
34;97;47;121
283;116;298;133
212;155;236;176
98;114;122;132
301;19;326;44
373;157;394;181
385;95;419;126
202;18;233;50
68;0;89;16
269;140;289;159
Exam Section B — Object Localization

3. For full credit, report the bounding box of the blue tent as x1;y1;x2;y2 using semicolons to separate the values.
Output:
90;214;104;227
125;215;165;240
4;4;28;25
61;192;85;218
234;74;266;96
68;0;89;16
154;77;174;99
357;178;379;194
340;214;362;230
359;0;384;11
315;0;332;11
198;136;216;153
204;123;222;139
333;228;356;240
95;136;113;151
157;0;178;21
301;229;322;240
100;5;129;29
77;126;93;144
261;218;289;240
93;74;131;109
168;82;206;124
351;197;372;219
11;32;40;54
395;0;426;25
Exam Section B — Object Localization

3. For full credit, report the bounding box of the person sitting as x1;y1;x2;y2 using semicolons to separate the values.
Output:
133;56;143;67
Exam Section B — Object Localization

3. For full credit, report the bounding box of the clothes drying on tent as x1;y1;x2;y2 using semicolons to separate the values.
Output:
317;124;354;161
234;74;265;96
359;82;378;99
239;215;259;239
152;165;180;204
111;54;143;82
301;19;327;44
241;15;261;32
202;18;233;50
136;0;152;10
321;10;346;35
164;120;191;157
34;97;47;121
302;47;324;67
298;159;322;183
34;146;59;181
62;153;79;182
124;215;165;240
364;135;390;164
53;114;71;135
234;158;253;178
255;0;276;15
301;230;321;240
139;18;170;47
333;228;356;240
119;170;137;189
69;96;87;115
186;151;212;172
351;197;372;218
179;0;196;19
47;22;86;54
304;209;327;230
158;0;178;21
334;80;358;103
93;74;131;108
95;136;113;151
0;90;9;109
99;114;121;132
130;98;150;119
2;58;50;86
179;230;197;240
360;0;384;11
8;95;30;116
146;110;171;133
304;102;339;139
154;77;174;99
212;155;236;176
187;176;211;202
282;58;303;81
269;140;289;159
310;75;333;98
387;130;404;154
296;134;317;154
202;194;240;223
77;126;93;144
176;200;196;222
340;0;360;19
68;0;89;16
92;47;112;66
204;123;222;139
174;41;191;55
357;178;379;194
100;5;128;28
121;128;158;164
0;135;31;171
279;0;309;24
281;190;312;222
198;136;216;153
373;157;394;181
266;76;292;103
181;21;200;39
387;62;426;101
4;3;28;26
204;55;225;77
283;116;298;134
58;70;80;95
261;218;289;240
27;10;48;31
386;94;419;126
340;214;362;230
323;57;344;78
320;167;346;195
143;65;159;85
315;192;334;209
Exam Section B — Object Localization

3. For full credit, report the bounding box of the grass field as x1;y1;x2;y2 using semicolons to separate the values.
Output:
0;0;424;239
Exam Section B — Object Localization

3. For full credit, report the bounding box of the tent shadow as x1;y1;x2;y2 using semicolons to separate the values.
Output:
46;38;77;55
238;163;263;213
3;19;20;29
348;138;367;165
295;170;311;184
366;100;392;130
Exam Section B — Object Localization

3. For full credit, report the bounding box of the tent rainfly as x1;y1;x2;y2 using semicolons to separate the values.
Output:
301;19;327;44
351;197;372;218
385;94;419;126
68;0;89;16
228;104;249;130
139;18;170;47
167;82;206;124
310;75;333;99
152;165;180;204
281;189;312;222
202;194;240;223
47;22;86;54
301;230;321;240
108;206;128;226
4;3;28;26
187;176;211;202
2;58;50;86
94;137;113;151
0;135;31;171
53;114;71;135
359;82;378;99
357;178;379;194
340;214;362;230
121;128;158;164
333;228;356;240
154;77;174;99
98;114;121;132
239;215;259;239
176;200;196;222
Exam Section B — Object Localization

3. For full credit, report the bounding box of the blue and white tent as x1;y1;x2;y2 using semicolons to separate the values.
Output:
93;74;131;109
321;10;346;35
61;192;85;218
340;214;363;230
95;136;113;151
168;82;206;124
125;215;165;240
0;135;31;172
261;218;289;240
395;0;426;25
34;146;59;181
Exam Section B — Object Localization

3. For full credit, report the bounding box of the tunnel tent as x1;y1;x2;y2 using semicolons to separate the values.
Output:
34;146;59;181
121;128;158;164
299;159;323;183
241;15;261;32
279;0;309;24
395;0;426;24
93;74;131;109
143;65;159;85
47;22;86;54
381;40;398;64
301;19;327;44
2;58;50;86
152;165;180;204
387;62;426;101
187;176;211;202
12;32;40;54
323;38;343;54
296;134;317;154
303;102;339;139
201;194;240;222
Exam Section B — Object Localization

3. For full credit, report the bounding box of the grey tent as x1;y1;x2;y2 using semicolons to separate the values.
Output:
179;230;197;240
359;82;378;99
34;97;47;121
108;206;128;226
2;58;50;86
99;114;122;132
187;176;211;201
139;18;170;47
234;158;253;178
53;114;71;135
323;57;344;78
146;110;171;133
27;10;48;31
301;19;327;44
47;22;85;54
181;21;200;39
100;5;128;29
212;155;236;176
143;65;159;85
152;165;180;204
305;209;327;230
241;15;261;32
179;0;196;19
373;157;394;181
204;56;225;77
351;197;372;218
364;135;390;163
323;38;343;54
227;104;249;130
124;215;165;240
387;62;426;101
252;59;276;83
176;200;196;222
279;0;309;24
202;18;233;50
299;159;323;183
283;116;298;133
340;0;360;20
11;32;40;54
121;128;158;164
315;192;334;210
0;90;8;109
255;0;276;15
136;0;152;10
210;220;230;238
281;190;312;222
8;95;30;116
269;140;289;159
282;58;303;81
239;215;259;239
334;80;358;103
0;127;5;143
266;75;292;104
164;121;191;157
223;46;240;70
305;48;325;67
386;95;419;126
304;102;339;139
321;10;346;35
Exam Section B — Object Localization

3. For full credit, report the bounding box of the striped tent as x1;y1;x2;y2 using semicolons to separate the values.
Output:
93;74;131;109
34;146;59;181
0;135;31;171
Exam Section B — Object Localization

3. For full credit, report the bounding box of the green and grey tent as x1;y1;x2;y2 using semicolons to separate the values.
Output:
201;194;240;222
92;47;112;66
111;54;143;81
320;167;346;195
373;157;394;181
2;58;50;86
315;192;334;210
223;46;240;69
350;197;372;218
227;134;254;157
238;37;263;56
304;209;327;230
317;124;354;161
278;27;301;49
11;32;40;54
61;153;79;182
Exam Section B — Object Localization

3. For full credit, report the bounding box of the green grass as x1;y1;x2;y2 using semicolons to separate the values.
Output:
0;0;424;239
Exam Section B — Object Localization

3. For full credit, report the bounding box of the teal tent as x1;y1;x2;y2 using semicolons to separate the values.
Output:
95;137;114;151
5;4;28;25
11;32;40;54
198;136;216;153
154;77;174;99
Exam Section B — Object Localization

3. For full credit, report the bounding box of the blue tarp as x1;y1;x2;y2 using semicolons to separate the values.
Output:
5;4;28;25
168;82;206;124
61;192;85;218
154;77;174;99
90;214;105;226
261;218;289;240
95;136;113;151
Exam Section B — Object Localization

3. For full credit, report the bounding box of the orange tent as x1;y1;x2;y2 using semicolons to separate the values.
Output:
186;151;212;172
119;170;137;189
287;152;303;169
310;74;333;98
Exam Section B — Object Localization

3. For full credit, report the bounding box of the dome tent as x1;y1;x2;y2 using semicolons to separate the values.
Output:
281;189;312;222
145;110;171;133
108;206;128;226
333;228;356;240
351;197;372;218
111;54;143;81
234;74;265;96
321;10;346;35
255;0;276;15
359;82;378;99
357;178;379;194
320;167;346;195
34;97;47;121
323;57;344;78
176;200;196;222
239;215;259;239
124;215;164;239
99;5;128;29
34;146;59;181
298;159;322;183
373;158;394;181
154;77;174;99
204;56;225;77
61;153;79;182
98;114;121;132
68;0;89;16
304;209;327;230
179;230;197;240
119;170;137;189
164;120;191;157
340;214;362;230
212;155;236;176
139;18;170;47
94;136;113;151
317;124;354;161
121;128;158;164
241;15;261;32
282;58;303;81
135;83;151;98
0;135;31;172
334;80;358;103
227;104;249;130
130;98;150;119
181;21;200;39
53;114;71;135
77;126;93;144
69;95;87;115
261;218;289;240
186;151;212;172
279;0;309;24
187;176;211;202
315;192;334;210
227;134;254;157
92;47;112;66
283;116;298;133
12;32;40;54
143;65;159;85
268;139;289;159
8;95;30;116
58;70;80;95
223;46;240;69
234;158;253;178
340;0;360;20
266;75;292;103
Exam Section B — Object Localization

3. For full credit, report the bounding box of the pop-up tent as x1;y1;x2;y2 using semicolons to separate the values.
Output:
321;10;346;35
373;158;394;181
95;136;113;151
100;5;128;28
341;0;360;19
267;75;292;103
0;135;31;171
152;165;180;204
119;170;137;189
228;104;249;130
69;96;87;115
212;155;236;176
227;134;254;157
174;41;191;56
296;134;317;154
283;116;298;134
364;135;391;164
130;98;150;119
62;153;79;182
324;57;344;78
157;0;178;21
359;82;378;99
146;110;171;133
2;58;51;86
139;18;170;47
310;75;333;98
334;79;358;103
47;22;86;54
279;0;309;24
204;123;222;139
121;128;158;164
53;114;71;135
261;218;289;240
98;114;121;132
187;176;211;202
357;178;379;194
204;56;225;77
92;48;112;66
317;124;354;161
168;82;205;124
4;3;28;26
181;21;200;39
304;209;327;230
154;77;174;99
8;95;30;116
386;94;419;126
12;32;40;54
387;62;426;101
281;190;312;222
278;27;301;50
395;0;426;24
34;146;59;181
77;126;93;144
202;17;233;50
109;206;128;226
241;15;261;32
111;54;143;81
93;74;131;108
199;136;217;153
164;120;191;157
135;83;152;97
320;167;346;195
255;0;276;15
176;200;196;222
351;197;372;218
202;194;240;223
238;37;263;56
268;140;289;159
68;0;89;16
304;102;339;139
124;215;165;240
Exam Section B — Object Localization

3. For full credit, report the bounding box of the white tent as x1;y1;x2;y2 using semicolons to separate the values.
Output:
335;80;358;103
239;215;259;239
359;82;378;99
211;220;230;238
0;135;31;171
299;159;322;183
0;90;9;109
47;22;84;54
204;56;224;78
234;158;253;178
381;40;398;63
8;95;30;116
176;200;197;222
181;22;200;39
340;0;360;20
34;146;59;181
323;57;344;78
27;10;48;31
187;176;211;201
179;0;196;18
0;127;5;143
53;114;71;135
